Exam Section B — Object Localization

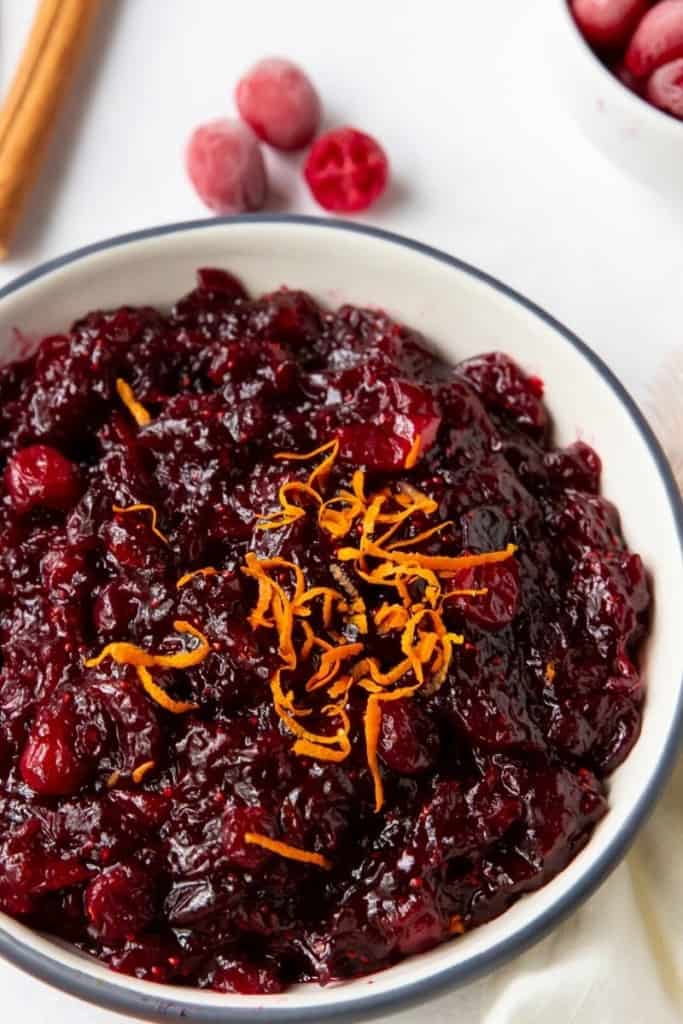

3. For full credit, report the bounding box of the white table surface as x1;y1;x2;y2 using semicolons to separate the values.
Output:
0;1;681;1022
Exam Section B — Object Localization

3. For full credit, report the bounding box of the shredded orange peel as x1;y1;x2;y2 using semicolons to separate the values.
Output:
116;378;151;427
257;440;340;531
244;832;332;870
131;760;156;784
176;567;218;589
85;620;207;713
112;503;169;544
242;437;518;812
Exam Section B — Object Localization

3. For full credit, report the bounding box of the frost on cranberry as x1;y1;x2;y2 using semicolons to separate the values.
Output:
85;862;156;943
304;127;389;213
4;444;81;514
571;0;649;49
625;0;683;78
646;55;683;115
186;118;267;214
236;57;321;151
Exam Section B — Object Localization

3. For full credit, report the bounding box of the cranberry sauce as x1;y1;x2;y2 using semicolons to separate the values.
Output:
0;270;650;993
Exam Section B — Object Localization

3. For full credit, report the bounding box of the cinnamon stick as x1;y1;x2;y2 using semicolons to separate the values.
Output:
0;0;101;260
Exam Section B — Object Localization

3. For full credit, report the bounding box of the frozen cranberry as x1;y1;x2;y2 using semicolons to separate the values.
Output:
85;862;156;943
646;55;683;114
236;58;321;151
626;0;683;77
186;119;267;214
304;128;389;213
5;444;81;514
571;0;649;48
378;699;439;775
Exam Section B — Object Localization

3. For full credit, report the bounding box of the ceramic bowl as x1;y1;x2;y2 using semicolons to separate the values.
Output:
0;216;681;1023
550;0;683;191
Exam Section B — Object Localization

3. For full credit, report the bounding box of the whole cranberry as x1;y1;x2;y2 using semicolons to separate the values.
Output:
5;444;81;514
571;0;649;49
85;862;156;943
20;699;95;796
236;58;321;151
186;118;267;215
626;0;683;78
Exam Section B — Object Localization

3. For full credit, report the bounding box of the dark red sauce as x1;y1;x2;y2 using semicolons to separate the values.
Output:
0;269;650;992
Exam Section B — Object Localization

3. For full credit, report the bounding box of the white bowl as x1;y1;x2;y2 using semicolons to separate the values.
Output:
550;0;683;191
0;216;681;1023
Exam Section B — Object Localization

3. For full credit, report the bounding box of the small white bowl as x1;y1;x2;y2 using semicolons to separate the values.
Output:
550;0;683;191
0;216;681;1023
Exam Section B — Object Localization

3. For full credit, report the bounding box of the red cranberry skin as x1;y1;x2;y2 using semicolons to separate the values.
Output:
236;58;321;151
626;0;683;77
304;128;389;213
20;699;96;796
4;444;81;514
85;862;156;943
186;119;267;214
646;56;683;115
571;0;649;49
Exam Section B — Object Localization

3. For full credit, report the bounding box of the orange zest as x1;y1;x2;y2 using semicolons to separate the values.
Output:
364;686;419;812
115;378;151;427
176;567;217;588
404;434;422;469
258;440;340;531
131;760;156;784
85;621;206;714
112;503;169;544
136;665;198;714
244;832;332;870
449;914;466;935
241;438;518;812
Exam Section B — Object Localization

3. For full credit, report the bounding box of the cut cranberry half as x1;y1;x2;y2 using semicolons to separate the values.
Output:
304;127;389;213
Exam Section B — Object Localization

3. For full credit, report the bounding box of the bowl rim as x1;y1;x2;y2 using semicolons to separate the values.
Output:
556;0;683;133
0;213;681;1023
